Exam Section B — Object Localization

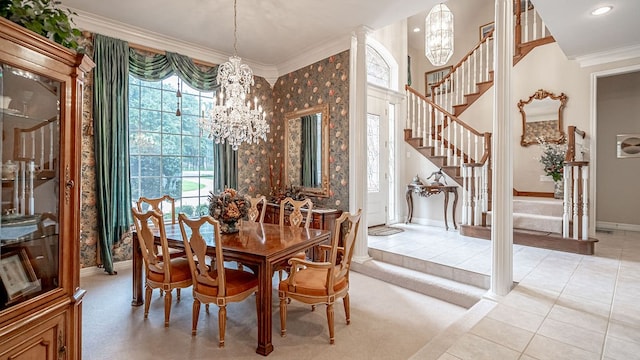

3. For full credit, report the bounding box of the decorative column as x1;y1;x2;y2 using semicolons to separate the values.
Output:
350;26;372;263
490;0;514;296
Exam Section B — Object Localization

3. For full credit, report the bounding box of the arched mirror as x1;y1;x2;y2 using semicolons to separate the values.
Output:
518;89;567;146
284;104;330;197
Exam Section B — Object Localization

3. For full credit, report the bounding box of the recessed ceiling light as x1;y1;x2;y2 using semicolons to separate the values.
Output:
413;27;421;33
591;6;612;16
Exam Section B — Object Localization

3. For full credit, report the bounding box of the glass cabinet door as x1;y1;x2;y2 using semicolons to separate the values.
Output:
0;63;60;310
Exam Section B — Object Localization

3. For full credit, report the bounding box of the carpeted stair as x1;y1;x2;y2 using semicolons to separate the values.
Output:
486;196;563;234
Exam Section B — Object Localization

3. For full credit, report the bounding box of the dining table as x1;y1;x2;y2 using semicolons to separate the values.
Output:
130;221;331;356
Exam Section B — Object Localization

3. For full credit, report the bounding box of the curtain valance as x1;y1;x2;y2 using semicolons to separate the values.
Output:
128;49;220;91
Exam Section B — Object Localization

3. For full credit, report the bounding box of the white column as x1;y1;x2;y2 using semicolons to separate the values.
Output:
490;0;514;297
350;26;372;263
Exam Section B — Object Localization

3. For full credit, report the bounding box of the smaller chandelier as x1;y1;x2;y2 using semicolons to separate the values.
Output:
200;0;269;150
425;3;454;66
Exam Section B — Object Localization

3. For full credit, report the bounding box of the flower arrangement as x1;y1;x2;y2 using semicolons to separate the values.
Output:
538;137;567;182
208;188;249;233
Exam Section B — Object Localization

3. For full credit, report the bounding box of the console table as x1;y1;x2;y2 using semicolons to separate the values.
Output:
406;183;459;230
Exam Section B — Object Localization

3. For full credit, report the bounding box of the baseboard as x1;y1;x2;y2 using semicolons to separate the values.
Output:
80;260;132;277
596;221;640;232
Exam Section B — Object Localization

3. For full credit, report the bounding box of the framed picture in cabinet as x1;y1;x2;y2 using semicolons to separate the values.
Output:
425;66;453;97
0;248;41;304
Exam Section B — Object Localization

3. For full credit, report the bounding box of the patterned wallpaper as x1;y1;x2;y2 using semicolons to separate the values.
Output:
77;34;350;267
272;50;351;211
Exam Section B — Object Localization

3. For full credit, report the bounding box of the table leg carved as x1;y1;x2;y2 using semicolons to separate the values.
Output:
405;183;458;230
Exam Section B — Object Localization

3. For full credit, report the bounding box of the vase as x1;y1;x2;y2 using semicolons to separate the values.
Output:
553;180;564;199
220;220;239;234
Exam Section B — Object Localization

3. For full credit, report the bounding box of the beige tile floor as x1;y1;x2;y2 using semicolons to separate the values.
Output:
368;224;640;360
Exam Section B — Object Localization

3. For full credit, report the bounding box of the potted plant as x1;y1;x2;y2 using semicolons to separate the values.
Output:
538;137;567;199
0;0;82;50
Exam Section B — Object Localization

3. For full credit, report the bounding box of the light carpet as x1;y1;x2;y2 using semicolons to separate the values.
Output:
81;262;466;360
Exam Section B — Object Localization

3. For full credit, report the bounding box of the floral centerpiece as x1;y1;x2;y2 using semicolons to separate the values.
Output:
208;188;249;233
538;137;567;199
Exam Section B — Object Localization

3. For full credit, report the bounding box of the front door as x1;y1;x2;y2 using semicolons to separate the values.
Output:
366;96;388;226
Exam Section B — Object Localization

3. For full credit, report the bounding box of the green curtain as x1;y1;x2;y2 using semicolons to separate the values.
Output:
93;34;131;275
213;143;238;192
301;114;319;187
128;49;219;91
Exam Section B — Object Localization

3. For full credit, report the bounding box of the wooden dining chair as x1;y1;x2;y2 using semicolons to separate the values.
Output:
131;207;192;327
136;195;176;227
136;195;184;294
247;195;267;223
279;197;313;229
178;213;259;348
275;197;314;280
278;209;362;344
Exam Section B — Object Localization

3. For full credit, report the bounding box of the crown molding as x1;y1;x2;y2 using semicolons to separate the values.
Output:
574;44;640;68
69;8;279;81
275;36;351;81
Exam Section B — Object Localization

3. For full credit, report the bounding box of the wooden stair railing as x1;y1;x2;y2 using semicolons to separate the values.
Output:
12;115;59;216
431;30;494;118
405;1;560;228
405;85;491;211
513;0;555;65
562;125;589;240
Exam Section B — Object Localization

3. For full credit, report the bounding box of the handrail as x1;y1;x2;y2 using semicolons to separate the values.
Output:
431;30;494;94
405;85;483;137
565;125;586;162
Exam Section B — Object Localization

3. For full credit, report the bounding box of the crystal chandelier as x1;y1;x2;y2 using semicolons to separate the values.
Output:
425;3;454;66
200;0;269;150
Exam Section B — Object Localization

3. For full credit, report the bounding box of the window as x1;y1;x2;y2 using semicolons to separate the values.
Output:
366;46;391;88
129;74;215;217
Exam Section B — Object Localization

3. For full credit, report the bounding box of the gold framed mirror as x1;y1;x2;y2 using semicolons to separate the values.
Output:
518;89;567;146
284;104;330;197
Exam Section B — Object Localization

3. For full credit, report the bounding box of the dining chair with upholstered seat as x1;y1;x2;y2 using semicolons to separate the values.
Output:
278;209;362;344
279;197;313;229
136;195;184;295
136;195;176;227
247;195;267;223
178;213;259;347
275;197;314;280
131;207;193;327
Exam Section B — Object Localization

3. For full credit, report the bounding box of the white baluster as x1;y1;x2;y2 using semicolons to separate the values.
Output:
581;165;589;240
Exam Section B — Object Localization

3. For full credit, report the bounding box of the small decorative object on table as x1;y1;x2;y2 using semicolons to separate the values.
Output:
208;188;249;233
426;168;447;185
537;136;567;199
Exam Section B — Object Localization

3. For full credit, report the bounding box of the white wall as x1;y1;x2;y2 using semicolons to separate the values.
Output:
511;43;590;192
409;0;494;96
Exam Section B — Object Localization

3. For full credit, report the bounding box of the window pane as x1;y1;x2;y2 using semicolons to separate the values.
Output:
367;113;380;192
140;86;162;108
162;134;181;155
140;155;161;176
140;110;161;131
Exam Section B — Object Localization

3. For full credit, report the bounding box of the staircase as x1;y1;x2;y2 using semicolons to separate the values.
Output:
404;3;596;254
10;115;59;216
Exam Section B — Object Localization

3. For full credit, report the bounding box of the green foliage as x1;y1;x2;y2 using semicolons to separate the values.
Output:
0;0;82;50
538;138;567;182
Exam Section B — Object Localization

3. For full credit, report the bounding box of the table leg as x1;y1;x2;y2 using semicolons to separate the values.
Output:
256;261;274;356
443;190;450;231
405;188;414;224
131;232;143;306
451;188;459;230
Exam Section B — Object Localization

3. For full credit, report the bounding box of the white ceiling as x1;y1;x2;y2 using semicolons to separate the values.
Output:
61;0;439;67
61;0;640;76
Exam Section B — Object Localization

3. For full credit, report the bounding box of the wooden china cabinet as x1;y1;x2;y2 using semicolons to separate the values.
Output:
0;17;94;360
